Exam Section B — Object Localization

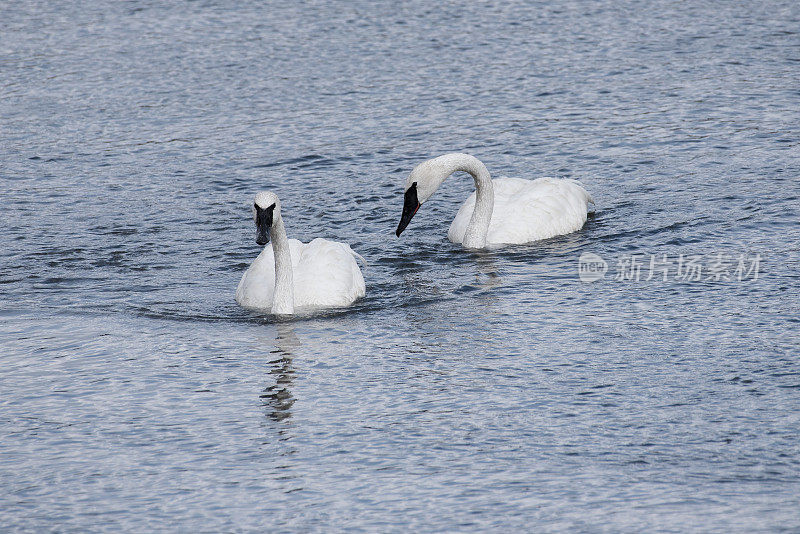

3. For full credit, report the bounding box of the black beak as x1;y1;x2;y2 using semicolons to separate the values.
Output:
396;182;420;237
255;203;275;246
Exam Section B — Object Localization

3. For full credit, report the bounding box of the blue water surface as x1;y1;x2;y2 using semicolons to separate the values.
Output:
1;1;799;531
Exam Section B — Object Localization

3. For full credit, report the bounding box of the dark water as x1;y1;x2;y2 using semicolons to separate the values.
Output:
2;1;799;531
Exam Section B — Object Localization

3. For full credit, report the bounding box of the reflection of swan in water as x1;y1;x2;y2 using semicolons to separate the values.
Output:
400;248;503;302
470;250;503;291
395;250;508;356
260;323;300;422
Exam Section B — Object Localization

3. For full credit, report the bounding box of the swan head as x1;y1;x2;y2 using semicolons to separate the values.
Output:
396;154;479;237
395;159;444;237
253;191;281;246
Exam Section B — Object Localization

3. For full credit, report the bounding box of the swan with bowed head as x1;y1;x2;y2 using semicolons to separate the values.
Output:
236;191;365;315
395;153;594;248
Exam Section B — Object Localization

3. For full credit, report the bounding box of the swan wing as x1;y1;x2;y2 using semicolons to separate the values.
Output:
292;238;366;308
235;245;276;309
236;238;364;311
448;177;593;245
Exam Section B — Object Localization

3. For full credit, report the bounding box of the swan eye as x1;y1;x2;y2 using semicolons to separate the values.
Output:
253;202;276;218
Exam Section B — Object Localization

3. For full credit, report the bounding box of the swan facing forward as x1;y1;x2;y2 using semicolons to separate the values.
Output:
236;191;365;315
395;153;594;248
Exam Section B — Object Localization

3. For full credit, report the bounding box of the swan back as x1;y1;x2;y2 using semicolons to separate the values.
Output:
292;238;366;308
448;177;594;246
236;238;365;311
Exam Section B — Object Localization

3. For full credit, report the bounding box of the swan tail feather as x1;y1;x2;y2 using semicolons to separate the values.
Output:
344;244;367;268
569;179;595;211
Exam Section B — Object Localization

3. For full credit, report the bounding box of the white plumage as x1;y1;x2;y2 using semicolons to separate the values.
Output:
447;177;594;246
236;191;365;315
236;238;365;310
396;153;594;248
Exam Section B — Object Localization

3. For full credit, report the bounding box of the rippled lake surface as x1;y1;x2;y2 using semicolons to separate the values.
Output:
2;1;799;531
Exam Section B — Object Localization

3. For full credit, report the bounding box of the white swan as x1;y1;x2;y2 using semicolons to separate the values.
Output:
236;191;366;315
395;153;594;249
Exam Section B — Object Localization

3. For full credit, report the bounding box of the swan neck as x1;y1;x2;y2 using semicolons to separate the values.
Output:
270;216;294;315
457;156;493;248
